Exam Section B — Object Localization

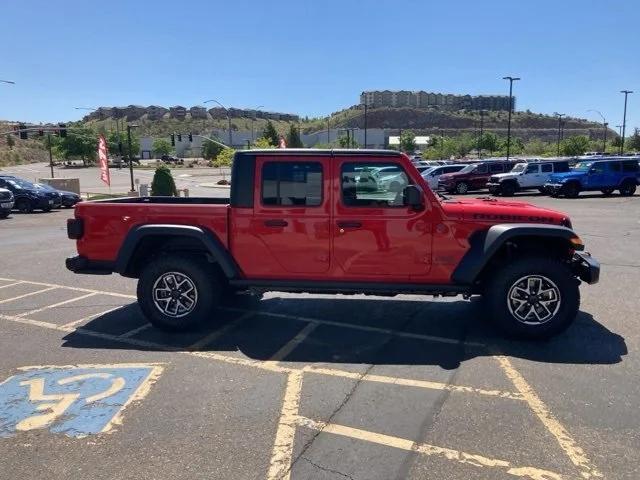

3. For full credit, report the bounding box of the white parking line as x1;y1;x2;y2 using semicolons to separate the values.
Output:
269;322;318;362
0;286;57;305
0;277;136;300
58;306;124;330
16;292;98;317
0;281;24;290
119;323;151;338
297;416;566;480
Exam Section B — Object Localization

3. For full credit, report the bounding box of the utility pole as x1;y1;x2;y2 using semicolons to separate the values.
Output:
127;124;138;193
327;118;330;144
502;76;520;161
47;133;54;178
620;90;633;154
477;109;486;158
364;103;368;148
554;113;565;156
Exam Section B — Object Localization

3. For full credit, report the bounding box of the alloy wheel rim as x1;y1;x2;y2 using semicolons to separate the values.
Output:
152;271;198;318
507;275;561;325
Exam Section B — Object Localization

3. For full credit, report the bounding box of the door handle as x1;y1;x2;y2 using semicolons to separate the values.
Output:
337;221;362;229
264;219;288;227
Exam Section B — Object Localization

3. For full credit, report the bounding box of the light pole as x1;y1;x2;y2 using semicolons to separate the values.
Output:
616;124;623;144
251;105;264;143
204;99;232;147
477;109;486;158
587;109;607;153
554;113;565;156
127;124;138;193
620;90;633;154
363;103;368;148
502;76;520;160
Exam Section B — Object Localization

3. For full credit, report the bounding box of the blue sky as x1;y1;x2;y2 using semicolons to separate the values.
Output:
1;0;638;132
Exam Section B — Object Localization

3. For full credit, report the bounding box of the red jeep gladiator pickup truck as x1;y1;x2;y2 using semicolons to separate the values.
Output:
66;149;599;339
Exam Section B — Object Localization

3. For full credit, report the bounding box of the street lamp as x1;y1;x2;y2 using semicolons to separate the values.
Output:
251;105;264;143
502;76;520;160
620;90;633;154
477;109;486;158
616;124;623;141
204;99;232;147
127;124;138;193
587;109;608;153
554;113;565;156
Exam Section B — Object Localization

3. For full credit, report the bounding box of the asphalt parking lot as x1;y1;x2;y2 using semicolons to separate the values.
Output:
0;169;638;479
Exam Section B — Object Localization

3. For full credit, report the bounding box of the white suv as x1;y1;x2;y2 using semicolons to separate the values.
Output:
421;164;465;190
487;160;570;196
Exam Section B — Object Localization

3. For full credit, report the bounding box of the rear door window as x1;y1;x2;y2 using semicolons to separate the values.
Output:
541;164;552;173
609;162;621;173
489;164;503;173
622;161;639;172
261;162;323;206
341;162;409;207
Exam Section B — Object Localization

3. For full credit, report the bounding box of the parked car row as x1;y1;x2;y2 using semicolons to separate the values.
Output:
434;156;640;198
0;174;81;216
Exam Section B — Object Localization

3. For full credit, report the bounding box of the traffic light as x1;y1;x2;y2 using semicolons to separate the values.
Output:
188;132;193;142
177;134;182;142
58;123;67;138
170;134;175;146
18;124;27;140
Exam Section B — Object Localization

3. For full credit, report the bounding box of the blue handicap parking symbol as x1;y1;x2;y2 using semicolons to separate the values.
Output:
0;363;163;438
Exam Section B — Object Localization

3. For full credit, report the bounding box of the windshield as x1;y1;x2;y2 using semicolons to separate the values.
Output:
420;167;436;177
35;183;55;191
573;161;594;171
458;164;476;174
6;178;35;190
511;163;526;173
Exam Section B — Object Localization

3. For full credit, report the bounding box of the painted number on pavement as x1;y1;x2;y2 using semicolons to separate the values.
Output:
0;363;163;438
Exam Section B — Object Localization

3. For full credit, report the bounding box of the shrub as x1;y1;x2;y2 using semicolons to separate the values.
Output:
212;148;235;167
151;165;178;196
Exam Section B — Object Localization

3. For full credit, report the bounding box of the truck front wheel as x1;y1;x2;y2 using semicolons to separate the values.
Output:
137;254;221;331
484;257;579;339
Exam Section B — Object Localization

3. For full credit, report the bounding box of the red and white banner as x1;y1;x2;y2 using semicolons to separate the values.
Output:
98;135;110;186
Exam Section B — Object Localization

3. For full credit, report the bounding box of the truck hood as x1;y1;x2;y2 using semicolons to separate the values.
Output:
548;171;584;183
441;197;568;226
489;172;518;181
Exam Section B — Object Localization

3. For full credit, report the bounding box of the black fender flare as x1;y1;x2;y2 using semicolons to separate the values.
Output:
115;224;240;279
451;223;578;285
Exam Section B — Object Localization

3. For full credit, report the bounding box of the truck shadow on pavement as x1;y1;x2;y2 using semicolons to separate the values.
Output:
60;296;627;370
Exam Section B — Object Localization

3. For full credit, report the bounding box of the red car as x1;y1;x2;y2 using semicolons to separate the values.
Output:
437;160;517;194
66;149;599;339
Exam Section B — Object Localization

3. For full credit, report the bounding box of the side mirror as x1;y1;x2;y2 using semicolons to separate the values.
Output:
403;185;424;211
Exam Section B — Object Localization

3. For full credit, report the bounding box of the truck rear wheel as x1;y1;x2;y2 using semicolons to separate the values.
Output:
619;180;636;196
137;254;221;331
484;256;579;339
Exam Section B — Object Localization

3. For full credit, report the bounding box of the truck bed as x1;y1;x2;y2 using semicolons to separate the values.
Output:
88;196;230;205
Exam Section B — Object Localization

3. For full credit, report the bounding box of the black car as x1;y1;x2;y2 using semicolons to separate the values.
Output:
0;175;56;213
34;183;63;208
0;187;14;218
34;183;81;208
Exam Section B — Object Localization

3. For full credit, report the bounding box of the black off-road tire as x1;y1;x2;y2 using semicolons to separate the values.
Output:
0;211;9;219
601;188;615;196
563;182;580;198
483;256;580;340
619;180;637;197
137;254;222;331
501;181;517;197
15;199;33;213
455;182;470;194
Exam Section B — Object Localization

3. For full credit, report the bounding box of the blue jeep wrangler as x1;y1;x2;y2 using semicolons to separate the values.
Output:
544;158;640;198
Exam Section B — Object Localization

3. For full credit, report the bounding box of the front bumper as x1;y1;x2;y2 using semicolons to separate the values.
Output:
544;183;564;195
486;182;501;193
571;252;600;284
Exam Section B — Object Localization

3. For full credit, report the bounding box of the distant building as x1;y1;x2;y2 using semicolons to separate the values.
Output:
169;106;187;119
360;90;513;111
189;106;207;119
147;105;168;120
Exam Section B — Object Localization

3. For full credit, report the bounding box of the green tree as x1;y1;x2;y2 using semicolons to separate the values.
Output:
151;165;178;196
286;124;303;148
6;134;15;150
53;126;99;166
338;134;358;148
262;121;279;146
202;139;224;160
107;130;140;160
625;129;640;151
561;135;590;156
253;137;276;149
478;133;499;153
213;148;235;167
399;130;416;153
152;138;173;157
